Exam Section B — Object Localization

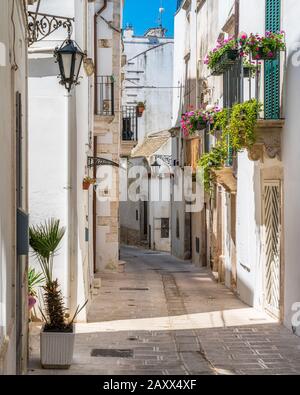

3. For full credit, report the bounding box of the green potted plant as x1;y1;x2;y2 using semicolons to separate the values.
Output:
136;101;145;117
83;176;96;190
29;219;87;369
204;37;240;76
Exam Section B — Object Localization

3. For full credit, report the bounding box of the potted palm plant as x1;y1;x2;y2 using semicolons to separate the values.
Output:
29;219;87;369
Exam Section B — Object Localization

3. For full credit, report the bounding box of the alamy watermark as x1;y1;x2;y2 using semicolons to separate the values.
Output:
94;165;205;213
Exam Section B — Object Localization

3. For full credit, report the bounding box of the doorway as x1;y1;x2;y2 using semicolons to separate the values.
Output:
263;181;281;319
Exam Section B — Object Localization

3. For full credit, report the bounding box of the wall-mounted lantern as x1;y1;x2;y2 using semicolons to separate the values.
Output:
54;37;85;92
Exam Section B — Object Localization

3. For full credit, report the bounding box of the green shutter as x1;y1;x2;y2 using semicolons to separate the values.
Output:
265;0;281;119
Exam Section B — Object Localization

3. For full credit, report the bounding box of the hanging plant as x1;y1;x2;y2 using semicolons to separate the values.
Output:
181;107;221;137
212;108;230;132
225;99;262;150
241;31;285;61
197;100;262;192
198;142;228;192
204;37;240;75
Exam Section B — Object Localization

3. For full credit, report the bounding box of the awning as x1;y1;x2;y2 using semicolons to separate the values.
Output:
131;130;171;159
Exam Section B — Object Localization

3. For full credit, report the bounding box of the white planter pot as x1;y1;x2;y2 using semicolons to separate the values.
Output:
40;326;75;369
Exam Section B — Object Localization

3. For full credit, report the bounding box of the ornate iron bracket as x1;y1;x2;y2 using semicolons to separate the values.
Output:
27;11;75;46
87;157;119;168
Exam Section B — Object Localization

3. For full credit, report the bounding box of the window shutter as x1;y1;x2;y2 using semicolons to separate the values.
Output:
265;0;281;119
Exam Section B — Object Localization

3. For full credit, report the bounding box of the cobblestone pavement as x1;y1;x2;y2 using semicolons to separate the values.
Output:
29;246;300;375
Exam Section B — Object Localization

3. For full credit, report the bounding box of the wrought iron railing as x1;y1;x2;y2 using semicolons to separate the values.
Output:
95;76;114;116
122;106;138;141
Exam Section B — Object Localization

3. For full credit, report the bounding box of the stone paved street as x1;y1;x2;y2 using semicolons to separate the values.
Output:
29;246;300;375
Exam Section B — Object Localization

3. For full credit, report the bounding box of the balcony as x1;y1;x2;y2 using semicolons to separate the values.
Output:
95;76;114;117
121;106;138;157
222;56;285;162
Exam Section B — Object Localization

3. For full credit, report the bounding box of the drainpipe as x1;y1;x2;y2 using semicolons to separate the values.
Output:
94;0;107;114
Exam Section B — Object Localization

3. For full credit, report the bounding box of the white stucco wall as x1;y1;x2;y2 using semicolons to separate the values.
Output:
0;0;28;375
281;0;300;335
123;29;174;140
28;0;94;320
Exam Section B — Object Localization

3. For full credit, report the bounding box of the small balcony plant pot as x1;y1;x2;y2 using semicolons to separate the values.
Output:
82;181;90;190
211;49;239;75
40;325;75;369
136;102;145;117
220;49;239;65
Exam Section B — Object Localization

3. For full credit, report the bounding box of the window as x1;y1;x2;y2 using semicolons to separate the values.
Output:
161;218;170;239
136;210;139;221
122;106;137;141
96;76;114;116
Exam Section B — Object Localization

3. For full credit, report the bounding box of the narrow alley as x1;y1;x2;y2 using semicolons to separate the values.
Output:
29;246;300;376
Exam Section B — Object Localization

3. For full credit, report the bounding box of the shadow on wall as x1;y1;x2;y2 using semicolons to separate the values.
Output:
29;58;59;78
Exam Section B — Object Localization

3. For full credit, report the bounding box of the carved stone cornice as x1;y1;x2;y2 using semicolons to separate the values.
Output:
212;167;237;194
247;119;285;162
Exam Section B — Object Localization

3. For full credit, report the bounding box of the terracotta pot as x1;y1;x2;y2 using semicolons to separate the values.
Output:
40;326;75;369
82;181;90;190
137;106;145;117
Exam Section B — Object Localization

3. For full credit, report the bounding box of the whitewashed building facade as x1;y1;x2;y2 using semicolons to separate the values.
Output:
0;0;29;375
173;0;300;336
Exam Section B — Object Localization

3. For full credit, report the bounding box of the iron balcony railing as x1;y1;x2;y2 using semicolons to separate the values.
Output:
122;106;138;141
204;55;283;168
95;75;114;116
222;56;282;120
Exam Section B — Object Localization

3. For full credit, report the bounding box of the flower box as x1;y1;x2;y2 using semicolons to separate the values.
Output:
251;47;278;61
196;120;207;130
211;49;239;75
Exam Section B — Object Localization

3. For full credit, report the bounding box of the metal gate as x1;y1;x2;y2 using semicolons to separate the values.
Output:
263;181;281;318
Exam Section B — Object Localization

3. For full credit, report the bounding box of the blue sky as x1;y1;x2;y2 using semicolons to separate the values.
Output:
123;0;177;38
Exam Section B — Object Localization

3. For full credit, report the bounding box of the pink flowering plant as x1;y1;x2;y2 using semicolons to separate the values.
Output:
181;107;221;137
241;31;285;60
204;37;238;72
